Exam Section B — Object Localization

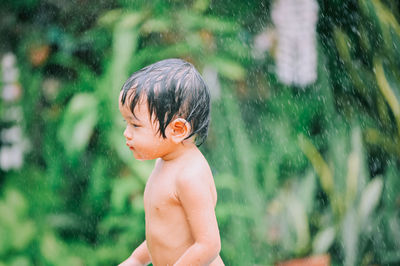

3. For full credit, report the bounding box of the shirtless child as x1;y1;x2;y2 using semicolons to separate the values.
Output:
118;58;224;266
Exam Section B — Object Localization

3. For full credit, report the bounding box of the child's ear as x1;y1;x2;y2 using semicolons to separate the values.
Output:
168;118;191;144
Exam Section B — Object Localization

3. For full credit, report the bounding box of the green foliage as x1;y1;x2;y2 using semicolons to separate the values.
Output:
0;189;35;260
58;93;99;158
0;0;399;265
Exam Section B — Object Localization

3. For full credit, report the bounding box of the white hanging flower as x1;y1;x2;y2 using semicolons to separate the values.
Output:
1;67;19;84
1;52;19;84
271;0;319;87
2;84;21;102
0;52;28;171
1;53;16;70
0;145;24;171
1;126;22;144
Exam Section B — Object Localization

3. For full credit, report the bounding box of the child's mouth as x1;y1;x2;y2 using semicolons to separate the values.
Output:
126;142;134;150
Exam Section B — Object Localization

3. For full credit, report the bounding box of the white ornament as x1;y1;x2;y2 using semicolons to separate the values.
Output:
271;0;319;87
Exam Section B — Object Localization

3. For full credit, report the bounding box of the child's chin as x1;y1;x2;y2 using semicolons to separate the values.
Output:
132;151;155;161
132;153;147;161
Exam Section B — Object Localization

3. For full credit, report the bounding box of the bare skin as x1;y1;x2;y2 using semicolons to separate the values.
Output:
119;92;224;266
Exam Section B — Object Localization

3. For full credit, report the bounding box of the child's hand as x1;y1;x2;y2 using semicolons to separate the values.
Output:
118;257;144;266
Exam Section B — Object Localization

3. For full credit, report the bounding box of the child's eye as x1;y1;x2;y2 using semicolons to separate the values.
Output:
131;123;140;128
123;119;139;128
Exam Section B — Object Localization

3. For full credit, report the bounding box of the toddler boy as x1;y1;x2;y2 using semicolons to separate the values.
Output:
118;58;224;266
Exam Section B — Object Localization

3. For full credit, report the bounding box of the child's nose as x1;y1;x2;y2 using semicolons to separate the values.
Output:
123;127;132;140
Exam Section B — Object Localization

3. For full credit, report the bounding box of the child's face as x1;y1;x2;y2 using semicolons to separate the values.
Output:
119;92;173;161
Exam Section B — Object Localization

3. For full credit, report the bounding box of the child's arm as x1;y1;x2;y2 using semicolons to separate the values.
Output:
119;241;151;266
173;171;221;266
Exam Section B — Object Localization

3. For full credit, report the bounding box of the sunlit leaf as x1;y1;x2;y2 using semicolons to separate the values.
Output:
178;11;238;33
359;177;383;221
116;12;144;30
298;171;316;214
359;0;383;38
342;208;359;266
287;196;310;254
374;59;400;140
141;17;172;33
111;177;143;213
364;128;400;156
312;226;335;254
333;28;372;99
4;189;27;218
209;56;245;80
333;28;352;62
58;93;98;157
193;0;211;13
108;12;142;102
11;220;35;251
9;256;30;266
370;0;400;36
298;134;334;198
97;9;123;27
345;127;367;207
40;233;63;264
0;190;21;227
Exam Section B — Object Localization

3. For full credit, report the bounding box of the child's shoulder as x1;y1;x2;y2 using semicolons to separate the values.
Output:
176;149;212;183
174;149;217;205
185;148;211;171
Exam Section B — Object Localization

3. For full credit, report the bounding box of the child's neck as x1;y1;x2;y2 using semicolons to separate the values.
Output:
161;141;197;162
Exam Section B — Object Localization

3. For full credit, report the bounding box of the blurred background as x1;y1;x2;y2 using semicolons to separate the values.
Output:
0;0;399;265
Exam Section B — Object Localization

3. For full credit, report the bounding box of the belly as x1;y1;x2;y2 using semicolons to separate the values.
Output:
145;207;194;265
149;242;224;266
147;227;193;265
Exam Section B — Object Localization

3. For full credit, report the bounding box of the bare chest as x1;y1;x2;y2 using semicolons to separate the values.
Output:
143;171;180;216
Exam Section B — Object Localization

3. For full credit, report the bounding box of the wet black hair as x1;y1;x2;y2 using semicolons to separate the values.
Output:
120;58;211;146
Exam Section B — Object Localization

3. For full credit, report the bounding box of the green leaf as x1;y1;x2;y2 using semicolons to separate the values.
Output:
9;256;31;266
116;12;144;30
11;220;35;251
312;226;336;254
209;56;245;80
108;12;142;102
97;9;123;27
374;59;400;141
342;208;359;266
58;93;99;157
141;17;172;33
178;11;238;33
40;233;63;264
345;127;367;207
358;177;383;221
298;171;316;214
287;195;310;254
298;134;334;198
193;0;211;12
4;189;28;218
111;177;143;213
0;226;10;256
